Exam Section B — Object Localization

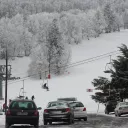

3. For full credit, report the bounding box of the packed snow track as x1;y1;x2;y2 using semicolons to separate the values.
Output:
1;114;128;128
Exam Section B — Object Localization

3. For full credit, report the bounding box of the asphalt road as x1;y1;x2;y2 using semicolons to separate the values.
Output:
0;114;128;128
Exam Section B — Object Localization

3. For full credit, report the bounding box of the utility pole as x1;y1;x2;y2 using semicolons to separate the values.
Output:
23;80;24;99
109;55;112;96
5;46;8;114
104;55;112;97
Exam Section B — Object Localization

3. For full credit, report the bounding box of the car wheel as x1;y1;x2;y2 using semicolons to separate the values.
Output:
6;123;10;128
115;111;117;117
72;118;74;124
68;116;72;125
44;120;48;125
49;121;52;125
105;110;109;114
34;122;39;128
83;117;87;121
34;124;39;128
117;112;121;117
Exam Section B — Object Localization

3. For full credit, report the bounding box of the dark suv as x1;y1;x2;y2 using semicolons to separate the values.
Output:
105;100;117;114
6;99;41;128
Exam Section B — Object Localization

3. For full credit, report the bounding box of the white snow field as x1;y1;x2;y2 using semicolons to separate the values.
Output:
0;29;128;125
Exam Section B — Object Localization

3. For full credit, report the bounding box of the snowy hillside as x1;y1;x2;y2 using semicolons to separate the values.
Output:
1;30;128;122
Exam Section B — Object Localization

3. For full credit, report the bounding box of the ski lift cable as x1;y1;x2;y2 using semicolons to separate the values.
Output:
8;51;120;84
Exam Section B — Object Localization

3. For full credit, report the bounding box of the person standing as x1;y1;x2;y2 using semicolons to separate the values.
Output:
31;95;35;100
25;97;28;100
3;103;5;112
9;99;12;105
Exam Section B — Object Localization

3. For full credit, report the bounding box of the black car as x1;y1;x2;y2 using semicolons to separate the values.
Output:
43;101;74;125
6;99;41;128
105;100;117;114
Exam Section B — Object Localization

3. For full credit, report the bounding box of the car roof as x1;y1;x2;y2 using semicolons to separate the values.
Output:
48;100;67;102
11;99;34;102
57;97;77;101
48;101;69;104
68;101;83;103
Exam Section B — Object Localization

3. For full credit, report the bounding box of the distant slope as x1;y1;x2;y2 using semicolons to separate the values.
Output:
1;29;128;113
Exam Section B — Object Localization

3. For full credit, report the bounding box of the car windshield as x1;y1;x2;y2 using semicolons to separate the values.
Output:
47;102;68;108
120;102;128;106
9;101;36;110
69;102;84;107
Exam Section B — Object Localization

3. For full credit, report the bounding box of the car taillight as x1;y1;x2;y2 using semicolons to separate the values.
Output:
6;110;11;116
83;108;86;111
66;108;71;112
34;110;39;116
44;109;48;113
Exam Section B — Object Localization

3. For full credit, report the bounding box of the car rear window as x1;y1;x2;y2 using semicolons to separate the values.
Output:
69;102;84;107
9;101;36;110
47;102;68;108
57;98;77;101
120;102;128;106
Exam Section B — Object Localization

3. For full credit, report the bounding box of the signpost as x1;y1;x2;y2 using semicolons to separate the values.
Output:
86;88;99;115
0;66;4;101
86;89;93;92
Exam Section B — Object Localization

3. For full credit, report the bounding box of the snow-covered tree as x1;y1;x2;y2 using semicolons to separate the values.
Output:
123;9;128;29
91;9;106;37
103;3;117;33
28;18;71;78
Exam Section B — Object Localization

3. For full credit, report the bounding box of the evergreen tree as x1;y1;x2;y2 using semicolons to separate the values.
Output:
92;44;128;104
91;76;114;103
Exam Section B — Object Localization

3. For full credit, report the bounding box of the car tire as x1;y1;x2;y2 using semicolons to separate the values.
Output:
6;123;10;128
49;121;52;125
72;118;74;124
83;117;87;121
68;116;72;125
34;122;39;128
105;110;109;114
117;112;121;117
44;120;48;125
115;111;117;117
34;124;39;128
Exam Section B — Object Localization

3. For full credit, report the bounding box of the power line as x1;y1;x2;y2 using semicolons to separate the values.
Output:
8;50;120;85
8;51;120;84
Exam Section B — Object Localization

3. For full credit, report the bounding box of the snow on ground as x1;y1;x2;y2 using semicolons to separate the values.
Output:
0;30;128;125
0;114;5;125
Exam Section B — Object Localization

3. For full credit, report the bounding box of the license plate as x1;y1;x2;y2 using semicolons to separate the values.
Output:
52;111;61;114
17;112;28;115
74;109;80;111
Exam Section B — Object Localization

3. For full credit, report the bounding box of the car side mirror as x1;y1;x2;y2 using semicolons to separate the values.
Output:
37;107;42;110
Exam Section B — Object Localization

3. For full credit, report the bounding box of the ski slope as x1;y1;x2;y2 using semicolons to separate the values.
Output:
0;29;128;125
